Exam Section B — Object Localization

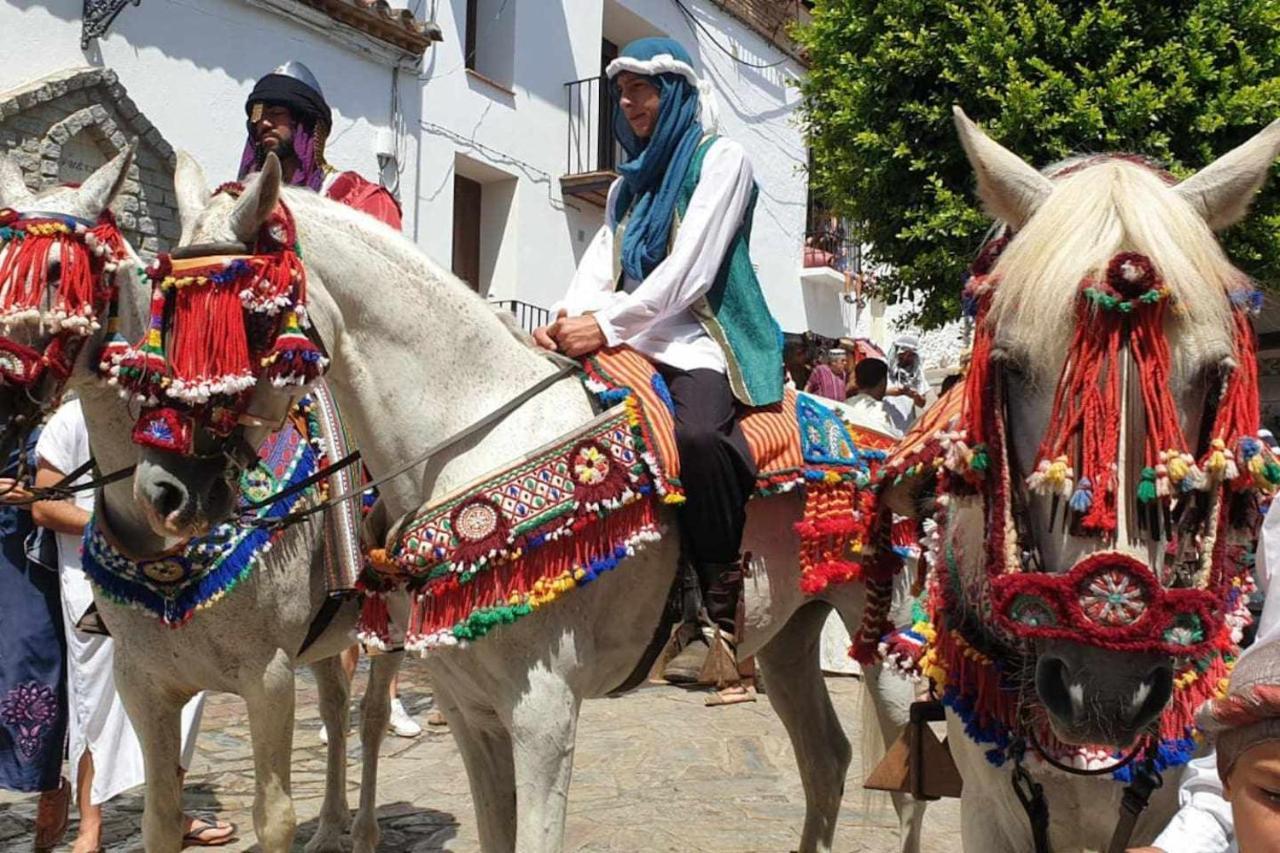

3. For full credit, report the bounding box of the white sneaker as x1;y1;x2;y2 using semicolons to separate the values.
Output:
388;698;422;738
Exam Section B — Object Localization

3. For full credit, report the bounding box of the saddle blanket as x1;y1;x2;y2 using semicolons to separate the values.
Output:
359;347;885;651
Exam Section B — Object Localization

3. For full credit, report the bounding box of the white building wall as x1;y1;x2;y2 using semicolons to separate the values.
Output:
416;0;817;332
0;0;416;231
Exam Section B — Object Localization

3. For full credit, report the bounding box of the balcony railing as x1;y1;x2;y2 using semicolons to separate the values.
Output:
561;75;620;207
491;299;551;334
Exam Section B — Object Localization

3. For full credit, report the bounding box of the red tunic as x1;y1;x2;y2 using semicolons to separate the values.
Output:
324;171;403;231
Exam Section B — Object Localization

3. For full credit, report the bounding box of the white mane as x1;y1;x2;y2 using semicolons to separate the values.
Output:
987;158;1246;381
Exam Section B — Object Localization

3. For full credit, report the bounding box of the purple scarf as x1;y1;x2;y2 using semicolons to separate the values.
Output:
237;122;325;191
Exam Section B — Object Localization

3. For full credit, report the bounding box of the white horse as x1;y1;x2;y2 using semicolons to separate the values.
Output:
125;150;929;853
880;110;1280;851
0;148;405;853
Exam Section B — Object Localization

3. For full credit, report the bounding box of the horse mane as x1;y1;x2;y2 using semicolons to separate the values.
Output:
274;186;538;350
986;156;1246;381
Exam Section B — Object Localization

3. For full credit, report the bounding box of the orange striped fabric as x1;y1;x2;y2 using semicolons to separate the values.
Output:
880;381;965;480
584;348;807;484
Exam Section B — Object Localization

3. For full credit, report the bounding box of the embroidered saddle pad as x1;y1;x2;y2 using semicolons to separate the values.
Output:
83;396;332;626
359;347;886;651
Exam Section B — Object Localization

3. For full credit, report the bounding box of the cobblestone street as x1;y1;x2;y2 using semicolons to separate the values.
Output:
0;660;959;851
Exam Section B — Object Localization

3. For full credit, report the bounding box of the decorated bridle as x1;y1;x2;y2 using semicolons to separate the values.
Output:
909;223;1275;784
106;184;327;456
0;205;130;481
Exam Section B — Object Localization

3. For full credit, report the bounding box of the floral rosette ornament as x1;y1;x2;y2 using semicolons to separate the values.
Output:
0;207;127;392
106;192;328;454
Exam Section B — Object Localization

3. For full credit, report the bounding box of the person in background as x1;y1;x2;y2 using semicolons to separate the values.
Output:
35;399;232;851
237;60;422;739
1128;491;1280;853
884;334;931;432
843;356;899;438
0;433;69;850
805;348;848;402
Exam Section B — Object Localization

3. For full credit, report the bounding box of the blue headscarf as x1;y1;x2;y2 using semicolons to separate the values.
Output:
610;38;705;282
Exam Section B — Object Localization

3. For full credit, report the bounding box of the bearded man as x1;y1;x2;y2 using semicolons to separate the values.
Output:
238;62;402;229
237;61;423;737
533;37;783;684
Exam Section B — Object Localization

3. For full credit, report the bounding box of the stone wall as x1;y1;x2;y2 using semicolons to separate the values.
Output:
0;67;178;257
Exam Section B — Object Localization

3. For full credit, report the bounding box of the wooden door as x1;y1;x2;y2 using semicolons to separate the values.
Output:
452;175;482;291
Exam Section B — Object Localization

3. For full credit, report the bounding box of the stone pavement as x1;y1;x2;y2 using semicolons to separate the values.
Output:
0;660;960;851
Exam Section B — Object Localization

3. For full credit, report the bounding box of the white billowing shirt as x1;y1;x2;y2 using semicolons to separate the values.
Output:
560;137;756;374
34;398;94;622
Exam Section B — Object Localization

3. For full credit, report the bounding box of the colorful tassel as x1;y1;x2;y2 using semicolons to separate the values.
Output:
260;310;328;388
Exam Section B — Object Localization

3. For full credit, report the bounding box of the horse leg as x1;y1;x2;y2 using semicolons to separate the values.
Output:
115;667;186;853
863;662;926;853
503;668;581;853
242;651;299;853
756;602;851;853
350;650;402;853
432;674;517;851
305;655;352;852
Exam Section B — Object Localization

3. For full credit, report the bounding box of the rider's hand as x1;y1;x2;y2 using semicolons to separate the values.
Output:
533;309;568;352
0;478;33;504
551;315;607;358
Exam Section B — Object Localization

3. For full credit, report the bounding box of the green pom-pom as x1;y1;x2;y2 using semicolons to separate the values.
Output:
1136;467;1158;504
1265;461;1280;484
970;445;990;473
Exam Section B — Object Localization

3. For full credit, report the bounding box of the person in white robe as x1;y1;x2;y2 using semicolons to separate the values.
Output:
34;399;232;850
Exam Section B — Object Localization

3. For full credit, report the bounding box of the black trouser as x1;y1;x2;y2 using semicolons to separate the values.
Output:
659;366;757;635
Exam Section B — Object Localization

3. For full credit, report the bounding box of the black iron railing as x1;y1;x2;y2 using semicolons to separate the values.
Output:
491;299;551;334
565;75;619;176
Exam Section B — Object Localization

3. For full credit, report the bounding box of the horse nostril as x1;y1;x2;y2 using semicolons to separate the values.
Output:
151;480;185;519
1129;663;1174;728
1035;656;1078;723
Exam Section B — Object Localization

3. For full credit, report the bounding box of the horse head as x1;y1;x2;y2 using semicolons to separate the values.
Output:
926;109;1280;753
0;146;141;459
129;152;328;536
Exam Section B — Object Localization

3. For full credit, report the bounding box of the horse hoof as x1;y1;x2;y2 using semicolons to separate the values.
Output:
304;829;347;853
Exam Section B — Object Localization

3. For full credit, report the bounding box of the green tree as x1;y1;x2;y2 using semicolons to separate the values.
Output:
796;0;1280;328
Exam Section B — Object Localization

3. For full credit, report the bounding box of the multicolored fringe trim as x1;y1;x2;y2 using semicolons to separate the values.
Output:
106;193;327;456
358;405;665;650
0;208;127;392
81;398;324;625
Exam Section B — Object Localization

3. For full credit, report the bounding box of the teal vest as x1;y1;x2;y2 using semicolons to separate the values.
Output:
614;136;784;408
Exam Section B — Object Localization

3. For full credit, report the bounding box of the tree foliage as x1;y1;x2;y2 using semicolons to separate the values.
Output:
795;0;1280;328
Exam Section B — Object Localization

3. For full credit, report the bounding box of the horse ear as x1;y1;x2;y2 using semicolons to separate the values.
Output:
173;150;210;244
0;155;33;208
229;153;281;244
953;106;1053;230
1174;118;1280;231
77;142;136;215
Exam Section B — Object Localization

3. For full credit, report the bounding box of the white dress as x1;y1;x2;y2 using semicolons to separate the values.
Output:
37;400;206;806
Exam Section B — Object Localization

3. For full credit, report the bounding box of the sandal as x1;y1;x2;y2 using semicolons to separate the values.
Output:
182;816;235;847
704;683;757;707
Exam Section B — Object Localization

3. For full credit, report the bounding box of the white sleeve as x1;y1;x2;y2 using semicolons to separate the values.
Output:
556;179;626;317
594;138;754;346
1252;499;1280;646
1150;754;1233;853
35;400;85;476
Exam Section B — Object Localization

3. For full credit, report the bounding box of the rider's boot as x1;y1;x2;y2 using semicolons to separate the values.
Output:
662;559;742;684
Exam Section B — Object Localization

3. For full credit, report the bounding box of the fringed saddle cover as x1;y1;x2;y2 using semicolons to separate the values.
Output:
82;396;329;626
360;348;882;651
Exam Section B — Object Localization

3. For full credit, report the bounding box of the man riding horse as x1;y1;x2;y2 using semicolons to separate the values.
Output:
534;37;783;681
238;61;401;229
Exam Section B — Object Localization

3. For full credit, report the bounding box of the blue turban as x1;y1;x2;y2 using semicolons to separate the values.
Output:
608;38;708;282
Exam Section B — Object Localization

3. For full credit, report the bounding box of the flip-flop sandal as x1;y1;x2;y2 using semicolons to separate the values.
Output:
704;684;756;707
182;817;236;847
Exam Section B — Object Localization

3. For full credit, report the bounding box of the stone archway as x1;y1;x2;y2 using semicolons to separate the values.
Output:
0;66;179;256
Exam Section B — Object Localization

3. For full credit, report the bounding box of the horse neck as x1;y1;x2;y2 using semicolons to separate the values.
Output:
290;195;596;520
